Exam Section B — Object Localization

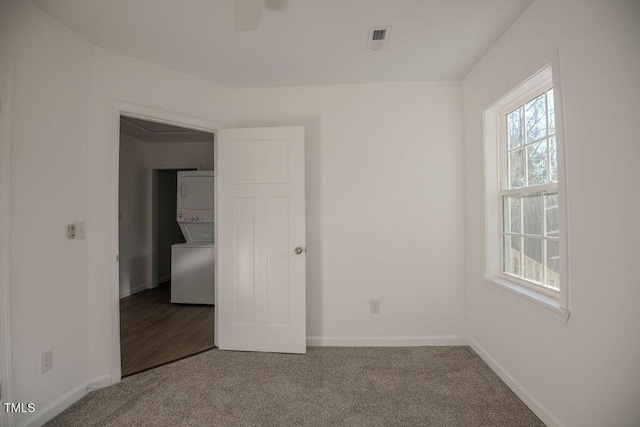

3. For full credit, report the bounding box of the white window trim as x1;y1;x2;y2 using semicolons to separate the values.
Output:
483;57;571;323
499;84;557;298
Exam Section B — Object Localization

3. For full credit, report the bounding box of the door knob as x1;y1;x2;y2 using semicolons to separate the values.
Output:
294;247;304;255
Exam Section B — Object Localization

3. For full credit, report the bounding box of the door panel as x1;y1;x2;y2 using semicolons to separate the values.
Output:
233;138;289;184
232;197;256;325
267;197;290;327
217;126;305;354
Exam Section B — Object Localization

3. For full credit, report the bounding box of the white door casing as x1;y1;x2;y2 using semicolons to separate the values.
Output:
217;126;306;354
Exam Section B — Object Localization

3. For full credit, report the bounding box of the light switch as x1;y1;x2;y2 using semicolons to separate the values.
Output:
67;224;76;239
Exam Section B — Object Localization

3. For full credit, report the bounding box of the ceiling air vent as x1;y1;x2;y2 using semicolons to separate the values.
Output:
367;26;391;52
372;29;386;40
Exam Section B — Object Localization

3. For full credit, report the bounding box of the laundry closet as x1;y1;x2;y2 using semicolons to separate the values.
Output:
117;116;215;376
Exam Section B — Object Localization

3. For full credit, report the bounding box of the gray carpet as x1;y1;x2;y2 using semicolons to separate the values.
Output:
47;347;543;426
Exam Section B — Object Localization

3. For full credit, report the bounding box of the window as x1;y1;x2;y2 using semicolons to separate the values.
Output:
501;88;559;293
483;64;569;321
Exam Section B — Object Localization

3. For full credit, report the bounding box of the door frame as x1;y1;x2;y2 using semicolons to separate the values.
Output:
146;164;202;290
0;55;15;427
108;101;221;383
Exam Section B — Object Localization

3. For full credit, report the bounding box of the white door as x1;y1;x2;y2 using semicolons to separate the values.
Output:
217;126;306;354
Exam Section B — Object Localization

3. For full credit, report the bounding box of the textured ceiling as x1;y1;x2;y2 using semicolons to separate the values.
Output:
30;0;533;88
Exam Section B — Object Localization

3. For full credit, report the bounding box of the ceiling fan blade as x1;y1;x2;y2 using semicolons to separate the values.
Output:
233;0;264;31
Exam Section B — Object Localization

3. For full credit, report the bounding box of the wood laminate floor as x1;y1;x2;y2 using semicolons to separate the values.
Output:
120;282;214;377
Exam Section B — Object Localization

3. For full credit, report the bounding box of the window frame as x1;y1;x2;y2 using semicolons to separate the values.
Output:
498;84;558;298
483;62;570;322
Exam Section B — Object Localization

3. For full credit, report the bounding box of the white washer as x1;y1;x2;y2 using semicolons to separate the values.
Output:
171;170;215;305
171;243;214;305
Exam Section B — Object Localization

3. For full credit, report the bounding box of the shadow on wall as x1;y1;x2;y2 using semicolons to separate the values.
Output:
157;170;187;283
120;256;147;298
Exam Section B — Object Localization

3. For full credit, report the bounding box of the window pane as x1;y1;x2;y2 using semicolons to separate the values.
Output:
504;196;521;233
523;237;543;283
523;194;542;236
507;107;524;149
545;193;559;237
509;148;525;189
547;89;555;135
546;239;560;290
549;136;558;182
527;140;548;186
504;235;521;276
525;93;547;142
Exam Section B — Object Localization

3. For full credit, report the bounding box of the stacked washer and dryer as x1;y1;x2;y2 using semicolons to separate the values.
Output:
170;171;215;305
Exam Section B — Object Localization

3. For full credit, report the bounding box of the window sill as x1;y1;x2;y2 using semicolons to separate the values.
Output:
484;276;571;323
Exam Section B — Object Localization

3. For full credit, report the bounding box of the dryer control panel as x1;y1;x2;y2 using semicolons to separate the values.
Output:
177;211;214;223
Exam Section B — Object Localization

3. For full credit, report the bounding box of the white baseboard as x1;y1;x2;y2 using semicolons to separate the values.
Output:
119;283;147;299
87;374;112;390
468;337;564;427
17;381;88;427
158;275;171;284
307;335;467;347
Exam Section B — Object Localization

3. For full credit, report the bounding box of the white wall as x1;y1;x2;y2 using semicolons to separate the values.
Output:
147;140;214;170
462;0;640;425
0;54;13;427
88;48;230;383
118;133;148;298
233;82;466;343
0;0;92;425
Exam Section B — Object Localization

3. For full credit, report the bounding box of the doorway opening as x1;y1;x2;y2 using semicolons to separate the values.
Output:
118;116;216;376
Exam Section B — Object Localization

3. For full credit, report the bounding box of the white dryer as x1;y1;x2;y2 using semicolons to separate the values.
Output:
171;171;215;305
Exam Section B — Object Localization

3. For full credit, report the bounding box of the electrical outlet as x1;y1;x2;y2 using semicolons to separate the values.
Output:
41;349;53;373
370;299;380;314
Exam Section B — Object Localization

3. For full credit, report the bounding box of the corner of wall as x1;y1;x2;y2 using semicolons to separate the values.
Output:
468;337;563;427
